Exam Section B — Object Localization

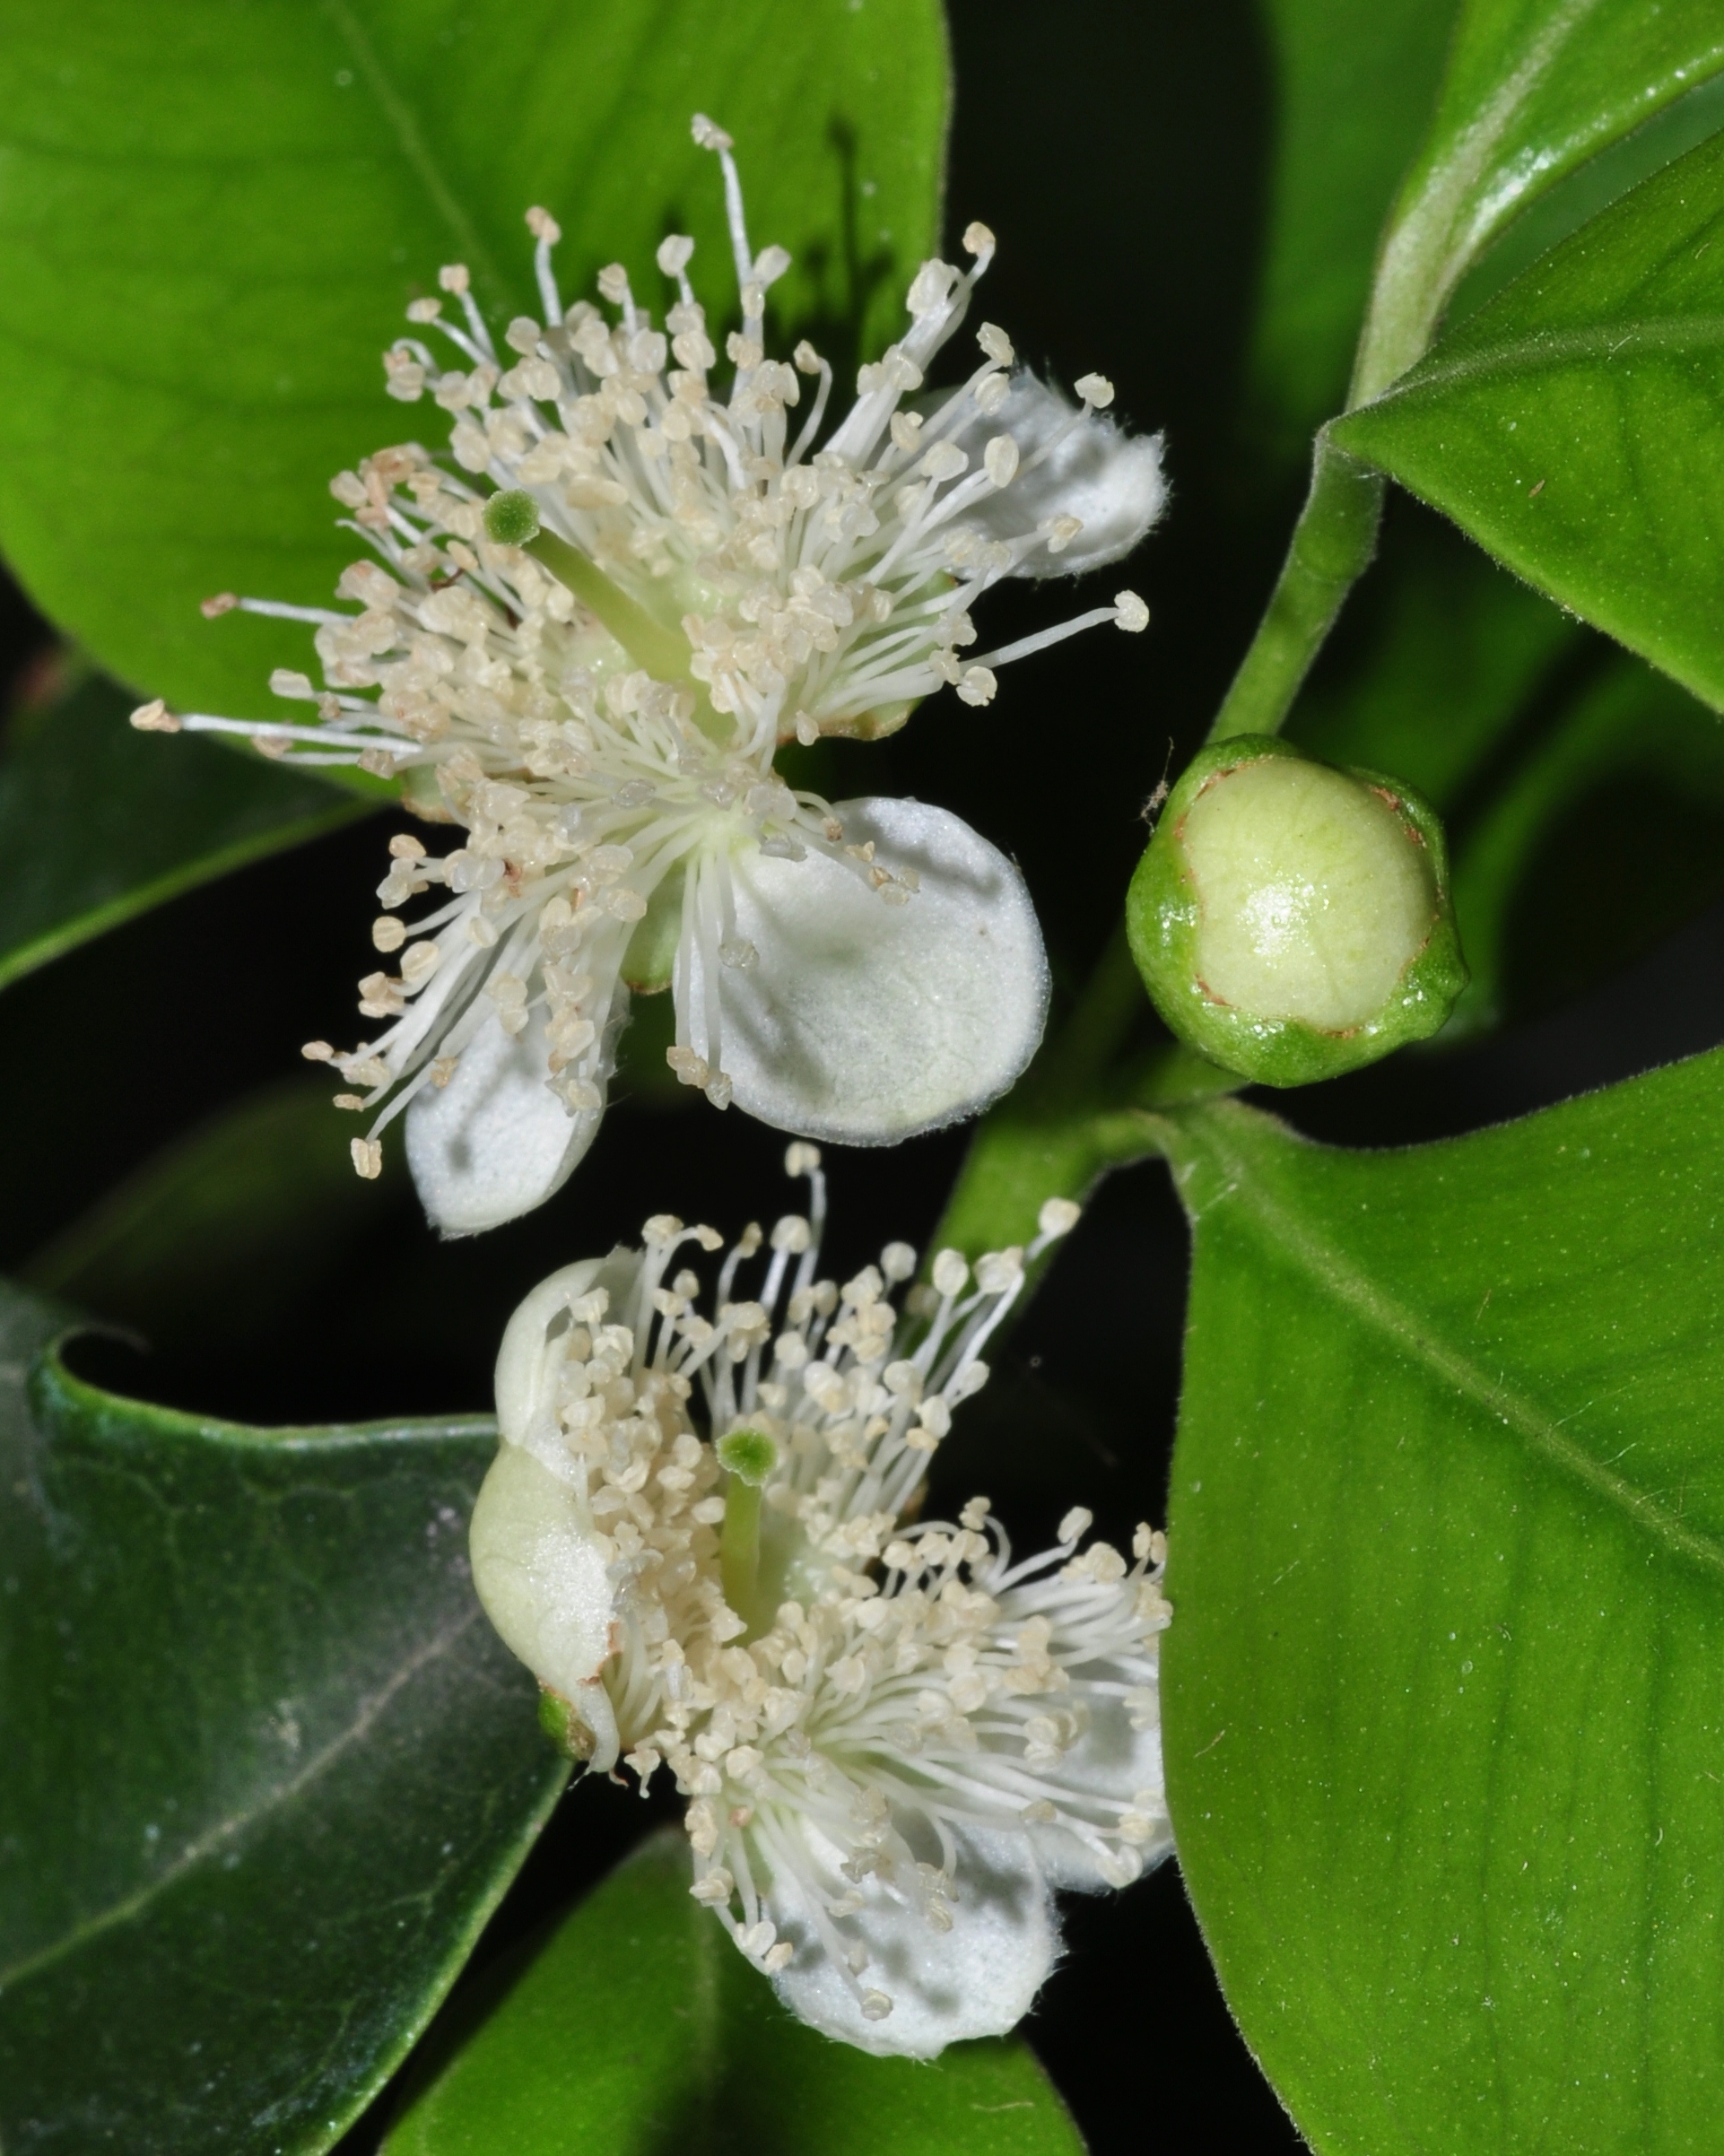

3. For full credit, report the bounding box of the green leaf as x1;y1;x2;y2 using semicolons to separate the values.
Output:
0;1280;566;2154
1445;653;1724;1036
1354;0;1724;398
1249;0;1458;456
0;665;369;994
1335;129;1724;711
1158;1065;1724;2154
0;0;948;724
1449;67;1724;320
1288;510;1724;1041
382;1829;1085;2156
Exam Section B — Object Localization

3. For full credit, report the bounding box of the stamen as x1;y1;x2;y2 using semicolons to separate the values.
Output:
149;116;1163;1234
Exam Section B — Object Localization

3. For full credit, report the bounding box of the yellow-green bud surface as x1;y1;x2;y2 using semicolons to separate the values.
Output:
1127;735;1467;1087
1183;757;1438;1031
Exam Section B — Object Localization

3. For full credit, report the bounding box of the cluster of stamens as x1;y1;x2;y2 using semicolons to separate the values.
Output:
131;113;1154;1156
521;1147;1171;2022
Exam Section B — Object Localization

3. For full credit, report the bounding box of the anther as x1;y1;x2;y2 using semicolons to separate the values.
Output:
1038;1197;1081;1238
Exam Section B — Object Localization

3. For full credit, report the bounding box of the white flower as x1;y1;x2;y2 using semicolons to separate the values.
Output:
145;116;1165;1235
469;1147;1174;2058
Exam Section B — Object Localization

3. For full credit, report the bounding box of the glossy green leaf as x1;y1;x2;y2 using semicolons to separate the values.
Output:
0;1281;566;2154
1287;510;1724;1042
0;0;948;725
1446;654;1724;1035
383;1829;1085;2156
1336;131;1724;711
1159;1064;1724;2154
1450;67;1724;320
1249;0;1458;456
0;665;368;994
1355;0;1724;399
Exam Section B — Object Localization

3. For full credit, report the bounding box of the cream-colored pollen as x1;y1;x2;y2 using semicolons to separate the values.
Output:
1183;757;1437;1031
168;119;1163;1216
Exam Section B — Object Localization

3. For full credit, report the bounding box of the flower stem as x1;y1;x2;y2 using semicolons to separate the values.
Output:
1205;438;1384;744
526;527;693;686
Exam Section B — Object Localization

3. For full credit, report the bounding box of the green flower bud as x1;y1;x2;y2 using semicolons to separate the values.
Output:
1127;735;1467;1087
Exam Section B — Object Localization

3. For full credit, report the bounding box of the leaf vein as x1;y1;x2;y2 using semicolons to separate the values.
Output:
318;0;501;296
1184;1113;1724;1582
0;1603;482;1994
1361;315;1724;406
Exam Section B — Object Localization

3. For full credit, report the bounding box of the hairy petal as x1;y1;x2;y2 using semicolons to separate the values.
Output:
765;1821;1058;2059
685;798;1049;1145
406;1003;609;1235
1023;1659;1171;1891
492;1256;614;1449
468;1443;617;1747
953;369;1167;576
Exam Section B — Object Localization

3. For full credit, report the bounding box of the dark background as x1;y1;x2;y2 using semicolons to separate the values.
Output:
7;3;1724;2148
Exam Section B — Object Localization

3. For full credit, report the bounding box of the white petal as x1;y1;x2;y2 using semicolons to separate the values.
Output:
492;1254;636;1455
765;1821;1058;2059
683;798;1049;1146
405;1003;606;1236
1026;1659;1173;1890
467;1442;620;1766
950;369;1167;576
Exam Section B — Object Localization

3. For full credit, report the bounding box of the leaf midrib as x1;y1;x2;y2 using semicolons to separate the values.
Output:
1418;0;1604;281
0;1603;481;1993
1171;1108;1724;1584
319;0;501;298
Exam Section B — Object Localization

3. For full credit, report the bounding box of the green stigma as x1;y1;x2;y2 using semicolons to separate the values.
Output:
483;487;542;546
717;1427;779;1485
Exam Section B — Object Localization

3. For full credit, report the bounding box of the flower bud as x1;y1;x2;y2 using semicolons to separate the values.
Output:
1127;735;1467;1086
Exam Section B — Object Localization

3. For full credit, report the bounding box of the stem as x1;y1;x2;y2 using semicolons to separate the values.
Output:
526;527;693;685
929;1039;1241;1268
1206;438;1385;744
